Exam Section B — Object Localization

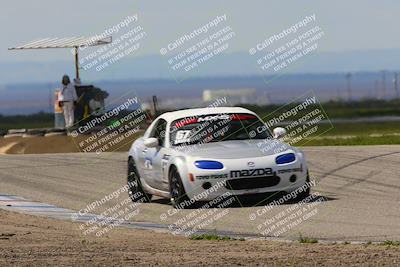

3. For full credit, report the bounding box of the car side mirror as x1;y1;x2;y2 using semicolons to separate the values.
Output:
144;137;159;148
273;127;287;139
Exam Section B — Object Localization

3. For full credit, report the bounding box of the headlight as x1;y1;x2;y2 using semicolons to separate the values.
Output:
275;153;296;164
194;160;224;169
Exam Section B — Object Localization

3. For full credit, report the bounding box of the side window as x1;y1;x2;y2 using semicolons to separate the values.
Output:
144;120;156;138
149;119;167;147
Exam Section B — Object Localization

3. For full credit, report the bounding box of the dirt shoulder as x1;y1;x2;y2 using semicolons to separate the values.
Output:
0;135;132;154
0;209;399;266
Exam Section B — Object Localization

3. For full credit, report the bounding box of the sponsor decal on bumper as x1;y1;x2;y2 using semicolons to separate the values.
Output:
277;164;303;174
196;174;228;180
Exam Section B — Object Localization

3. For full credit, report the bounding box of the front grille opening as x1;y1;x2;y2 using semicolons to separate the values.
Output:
225;176;280;190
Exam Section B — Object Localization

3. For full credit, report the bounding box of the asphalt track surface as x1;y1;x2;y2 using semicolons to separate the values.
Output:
0;145;399;242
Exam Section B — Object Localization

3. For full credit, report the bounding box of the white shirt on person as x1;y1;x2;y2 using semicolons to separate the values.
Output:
60;83;78;102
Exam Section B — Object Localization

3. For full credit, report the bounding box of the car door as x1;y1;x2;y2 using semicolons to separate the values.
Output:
137;120;156;183
143;119;168;190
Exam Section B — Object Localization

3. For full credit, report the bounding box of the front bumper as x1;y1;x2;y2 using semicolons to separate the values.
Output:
182;154;308;201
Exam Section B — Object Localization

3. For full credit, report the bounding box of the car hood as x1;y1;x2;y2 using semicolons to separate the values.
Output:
182;139;292;159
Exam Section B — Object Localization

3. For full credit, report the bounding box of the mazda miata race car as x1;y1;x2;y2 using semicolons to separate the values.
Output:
127;107;310;208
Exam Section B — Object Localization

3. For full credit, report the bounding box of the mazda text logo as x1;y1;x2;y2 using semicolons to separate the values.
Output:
230;168;273;178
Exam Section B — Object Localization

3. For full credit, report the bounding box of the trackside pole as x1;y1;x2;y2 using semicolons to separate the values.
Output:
74;46;80;81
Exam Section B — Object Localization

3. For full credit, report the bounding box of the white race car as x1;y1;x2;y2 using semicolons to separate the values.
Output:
127;107;310;208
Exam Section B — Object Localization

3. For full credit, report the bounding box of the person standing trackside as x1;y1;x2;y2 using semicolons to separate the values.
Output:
59;75;78;128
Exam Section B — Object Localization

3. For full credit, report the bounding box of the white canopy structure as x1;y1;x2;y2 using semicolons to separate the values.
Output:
8;36;112;80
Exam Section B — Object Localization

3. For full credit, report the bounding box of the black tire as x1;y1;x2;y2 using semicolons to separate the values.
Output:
296;172;311;201
169;166;191;209
127;158;151;203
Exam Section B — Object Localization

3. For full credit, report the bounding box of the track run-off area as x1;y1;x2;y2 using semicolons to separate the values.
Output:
0;145;399;242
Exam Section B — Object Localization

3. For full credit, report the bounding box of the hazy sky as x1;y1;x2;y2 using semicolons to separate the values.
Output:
1;0;400;63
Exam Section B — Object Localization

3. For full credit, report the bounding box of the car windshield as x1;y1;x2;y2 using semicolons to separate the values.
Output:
169;113;272;146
